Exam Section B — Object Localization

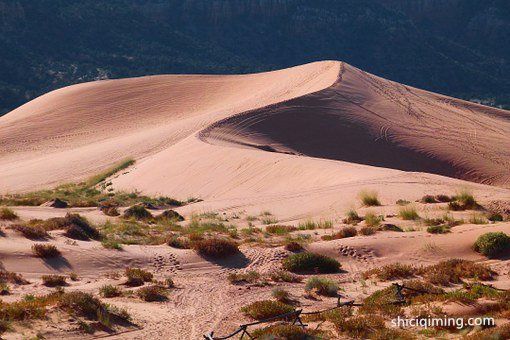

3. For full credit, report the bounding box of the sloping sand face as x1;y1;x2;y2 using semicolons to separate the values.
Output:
1;60;509;218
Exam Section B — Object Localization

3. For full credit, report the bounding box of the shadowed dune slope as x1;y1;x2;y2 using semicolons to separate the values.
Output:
200;63;510;186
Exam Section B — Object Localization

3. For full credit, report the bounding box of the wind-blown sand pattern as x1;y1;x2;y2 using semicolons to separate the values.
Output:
1;61;510;339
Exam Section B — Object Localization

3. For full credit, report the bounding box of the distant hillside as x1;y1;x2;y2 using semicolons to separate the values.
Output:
1;0;509;115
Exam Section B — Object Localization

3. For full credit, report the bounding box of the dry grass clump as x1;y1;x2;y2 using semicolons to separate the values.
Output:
380;223;403;232
335;315;389;339
420;195;438;203
427;225;451;234
269;270;302;283
420;259;495;286
0;270;28;285
305;277;338;296
31;244;60;258
473;232;510;258
398;206;420;220
227;271;261;284
343;210;363;225
137;285;168;302
99;284;122;298
11;224;49;239
468;212;488;224
166;234;191;249
464;323;510;340
123;205;153;220
362;263;417;281
396;199;410;206
321;226;357;241
488;212;504;222
41;275;67;287
156;209;184;222
251;324;322;339
241;300;294;320
359;190;381;207
283;252;340;274
192;237;239;258
284;241;304;252
359;226;376;236
364;212;382;228
101;239;123;250
448;189;480;211
266;225;297;235
0;207;18;221
125;267;153;287
36;213;100;241
271;288;291;303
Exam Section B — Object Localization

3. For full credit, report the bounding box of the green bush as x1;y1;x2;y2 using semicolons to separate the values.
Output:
282;252;340;273
474;232;510;258
0;207;18;221
192;237;239;257
137;285;167;302
123;205;153;220
398;206;420;220
305;277;338;296
11;224;49;240
427;225;450;234
125;267;153;286
241;300;294;320
99;284;121;298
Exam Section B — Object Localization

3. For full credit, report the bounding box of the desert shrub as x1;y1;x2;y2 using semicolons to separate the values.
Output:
0;270;28;285
164;277;175;288
101;239;123;250
282;252;340;273
322;226;358;241
251;324;321;339
41;275;66;287
261;216;278;225
31;244;60;258
396;199;410;206
0;207;18;221
253;324;320;339
364;212;382;228
435;194;453;202
359;226;376;236
166;235;190;249
474;232;510;258
343;210;363;225
156;209;184;222
0;282;10;295
420;259;495;285
284;241;304;252
99;200;120;217
192;237;239;257
469;213;488;224
137;285;167;302
448;190;479;211
398;206;420;220
125;267;153;287
335;315;387;339
488;213;504;222
359;190;381;206
99;284;121;298
11;224;49;239
421;195;438;204
362;263;417;281
123;205;153;220
266;225;297;234
227;271;261;284
380;224;403;232
269;270;302;283
272;288;291;303
305;277;338;296
423;217;444;226
48;214;100;241
241;300;294;320
59;291;105;320
69;272;78;281
427;225;450;234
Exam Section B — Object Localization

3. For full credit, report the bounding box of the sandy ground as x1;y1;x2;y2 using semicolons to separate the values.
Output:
1;61;510;339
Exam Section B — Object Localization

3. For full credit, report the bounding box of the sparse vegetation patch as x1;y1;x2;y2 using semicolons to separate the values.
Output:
282;252;340;273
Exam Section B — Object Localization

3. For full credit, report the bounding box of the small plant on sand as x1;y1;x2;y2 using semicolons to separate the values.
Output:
266;225;296;235
41;275;66;287
427;225;450;234
11;224;49;240
252;324;322;339
322;226;358;241
0;282;10;295
192;237;239;257
396;199;410;206
284;241;304;252
227;271;261;284
420;259;495;285
420;195;438;204
359;190;381;207
166;235;191;249
364;212;382;228
343;209;363;225
99;284;122;298
448;189;479;211
137;285;167;302
305;277;338;296
474;232;510;258
362;263;416;281
269;270;302;283
398;206;420;220
31;244;60;258
282;252;340;273
488;212;504;222
241;300;294;320
359;226;376;236
297;220;317;230
272;288;291;303
469;212;488;224
101;239;123;250
125;267;153;287
123;205;153;220
0;207;18;221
